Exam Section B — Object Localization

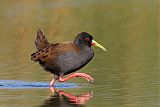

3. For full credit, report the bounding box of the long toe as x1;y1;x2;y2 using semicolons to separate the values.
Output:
82;73;94;82
88;78;94;83
77;73;94;83
82;76;94;83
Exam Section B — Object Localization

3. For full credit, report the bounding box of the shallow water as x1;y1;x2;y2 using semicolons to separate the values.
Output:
0;0;159;107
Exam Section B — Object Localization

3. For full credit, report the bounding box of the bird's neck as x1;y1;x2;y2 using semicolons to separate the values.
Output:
73;39;81;46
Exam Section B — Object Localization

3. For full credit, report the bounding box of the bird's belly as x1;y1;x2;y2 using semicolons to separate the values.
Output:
56;50;94;74
39;60;60;75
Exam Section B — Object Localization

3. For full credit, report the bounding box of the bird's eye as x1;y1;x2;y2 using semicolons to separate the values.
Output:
85;38;90;41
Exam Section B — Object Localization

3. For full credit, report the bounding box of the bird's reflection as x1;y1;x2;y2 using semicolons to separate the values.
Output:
40;88;93;107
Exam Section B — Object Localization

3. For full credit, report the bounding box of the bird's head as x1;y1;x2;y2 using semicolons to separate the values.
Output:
74;32;107;51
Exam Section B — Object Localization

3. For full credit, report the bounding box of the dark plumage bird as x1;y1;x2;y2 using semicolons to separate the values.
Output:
31;29;106;86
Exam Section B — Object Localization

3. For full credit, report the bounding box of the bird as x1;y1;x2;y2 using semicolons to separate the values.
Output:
31;29;106;86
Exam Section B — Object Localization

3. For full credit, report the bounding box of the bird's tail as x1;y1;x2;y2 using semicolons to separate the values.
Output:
31;28;49;61
35;28;49;52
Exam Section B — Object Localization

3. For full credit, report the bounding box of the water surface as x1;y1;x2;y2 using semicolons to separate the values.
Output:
0;0;159;107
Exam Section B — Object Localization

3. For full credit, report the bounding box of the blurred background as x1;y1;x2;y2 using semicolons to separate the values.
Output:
0;0;159;107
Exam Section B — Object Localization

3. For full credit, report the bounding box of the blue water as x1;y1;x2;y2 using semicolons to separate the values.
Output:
0;80;79;89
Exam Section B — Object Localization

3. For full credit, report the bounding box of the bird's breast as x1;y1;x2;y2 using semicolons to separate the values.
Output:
56;48;94;73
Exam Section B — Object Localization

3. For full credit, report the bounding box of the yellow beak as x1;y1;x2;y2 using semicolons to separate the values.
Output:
91;40;107;51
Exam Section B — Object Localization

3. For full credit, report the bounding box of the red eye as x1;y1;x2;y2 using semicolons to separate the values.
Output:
85;38;90;41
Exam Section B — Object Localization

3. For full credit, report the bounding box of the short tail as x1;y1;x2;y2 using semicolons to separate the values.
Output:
31;28;49;61
35;28;49;52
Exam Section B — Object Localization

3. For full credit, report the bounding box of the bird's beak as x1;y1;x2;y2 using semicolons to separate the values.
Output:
91;40;107;51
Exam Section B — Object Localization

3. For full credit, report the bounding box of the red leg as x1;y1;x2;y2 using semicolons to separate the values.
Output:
49;79;55;87
58;73;94;83
49;75;59;87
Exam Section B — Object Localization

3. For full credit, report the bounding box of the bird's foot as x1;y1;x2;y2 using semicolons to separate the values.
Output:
75;73;94;83
58;73;94;83
49;79;55;87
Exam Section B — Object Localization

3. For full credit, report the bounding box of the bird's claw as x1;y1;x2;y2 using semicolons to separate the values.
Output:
88;78;94;83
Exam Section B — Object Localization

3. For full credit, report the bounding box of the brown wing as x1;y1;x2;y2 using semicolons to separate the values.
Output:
35;28;49;52
31;42;79;63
